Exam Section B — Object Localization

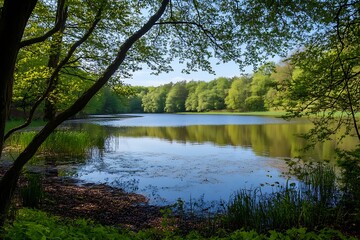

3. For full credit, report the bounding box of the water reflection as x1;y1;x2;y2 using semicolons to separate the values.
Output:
61;115;357;205
70;123;356;161
77;137;291;204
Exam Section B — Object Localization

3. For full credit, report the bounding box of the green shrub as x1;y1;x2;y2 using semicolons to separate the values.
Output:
2;209;130;240
1;209;356;240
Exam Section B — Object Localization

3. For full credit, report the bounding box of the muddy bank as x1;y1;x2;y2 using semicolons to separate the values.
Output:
0;166;164;230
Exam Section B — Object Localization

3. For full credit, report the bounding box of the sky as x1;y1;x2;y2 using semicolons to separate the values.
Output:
122;55;282;87
121;60;254;87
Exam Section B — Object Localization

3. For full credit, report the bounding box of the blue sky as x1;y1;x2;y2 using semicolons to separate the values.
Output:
122;60;253;87
122;56;281;87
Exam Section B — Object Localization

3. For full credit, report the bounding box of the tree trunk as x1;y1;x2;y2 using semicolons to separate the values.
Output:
0;0;38;225
0;0;37;157
0;0;169;227
44;1;68;122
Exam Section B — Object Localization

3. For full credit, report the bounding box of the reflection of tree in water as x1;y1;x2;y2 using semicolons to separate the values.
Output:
111;178;139;192
104;124;357;161
57;121;357;163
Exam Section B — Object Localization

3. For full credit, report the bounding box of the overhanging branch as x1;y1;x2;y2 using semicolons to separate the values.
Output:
10;0;170;169
155;20;224;51
19;0;67;48
4;6;103;140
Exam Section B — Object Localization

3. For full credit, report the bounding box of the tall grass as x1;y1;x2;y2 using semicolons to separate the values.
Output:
223;162;341;232
19;173;44;208
5;131;92;157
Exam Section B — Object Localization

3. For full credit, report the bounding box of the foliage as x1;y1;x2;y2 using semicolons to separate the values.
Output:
278;1;360;143
0;208;356;240
1;209;357;240
142;84;172;113
164;81;188;113
83;86;131;115
337;147;360;226
225;76;251;111
2;209;128;240
245;96;265;112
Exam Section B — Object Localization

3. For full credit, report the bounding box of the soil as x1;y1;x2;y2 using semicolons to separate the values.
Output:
0;166;199;232
40;176;164;230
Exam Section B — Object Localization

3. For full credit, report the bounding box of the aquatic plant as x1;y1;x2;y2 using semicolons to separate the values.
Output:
6;131;93;157
223;162;341;232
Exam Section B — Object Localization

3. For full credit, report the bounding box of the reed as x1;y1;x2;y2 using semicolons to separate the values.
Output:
19;173;44;208
6;131;92;157
223;162;340;232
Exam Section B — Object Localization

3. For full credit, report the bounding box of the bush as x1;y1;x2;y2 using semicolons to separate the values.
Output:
1;209;357;239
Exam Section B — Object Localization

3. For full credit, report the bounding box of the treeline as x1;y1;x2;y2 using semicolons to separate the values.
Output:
84;62;292;114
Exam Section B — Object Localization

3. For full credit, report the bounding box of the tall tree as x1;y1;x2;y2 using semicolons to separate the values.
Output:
208;77;232;110
225;76;251;111
142;84;171;113
164;81;188;113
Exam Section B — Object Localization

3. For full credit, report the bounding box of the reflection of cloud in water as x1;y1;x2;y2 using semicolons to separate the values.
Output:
62;114;356;206
76;136;293;205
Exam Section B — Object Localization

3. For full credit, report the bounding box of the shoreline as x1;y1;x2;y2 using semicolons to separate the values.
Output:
0;166;164;230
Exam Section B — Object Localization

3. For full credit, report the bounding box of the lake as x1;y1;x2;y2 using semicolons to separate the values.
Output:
55;113;356;205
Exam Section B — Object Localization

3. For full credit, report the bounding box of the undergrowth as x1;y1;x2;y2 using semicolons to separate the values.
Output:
1;208;357;240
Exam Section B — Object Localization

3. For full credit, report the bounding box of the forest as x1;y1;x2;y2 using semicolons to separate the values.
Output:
81;62;292;114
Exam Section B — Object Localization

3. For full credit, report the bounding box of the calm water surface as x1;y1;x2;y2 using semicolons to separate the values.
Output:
62;114;355;205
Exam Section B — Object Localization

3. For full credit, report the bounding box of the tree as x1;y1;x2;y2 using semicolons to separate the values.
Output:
164;81;188;113
225;76;251;111
245;95;265;111
251;62;275;97
265;62;296;110
208;77;232;110
142;84;171;113
197;89;216;112
184;80;200;112
127;86;147;113
185;81;207;112
0;0;337;226
281;1;360;145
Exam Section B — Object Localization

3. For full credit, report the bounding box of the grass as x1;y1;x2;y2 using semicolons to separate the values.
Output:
178;111;286;117
5;131;93;157
19;173;44;209
5;120;45;132
221;161;346;233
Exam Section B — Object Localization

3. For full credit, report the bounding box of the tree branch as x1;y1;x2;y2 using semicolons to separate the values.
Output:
9;0;170;169
155;20;224;51
4;6;103;140
19;0;67;48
